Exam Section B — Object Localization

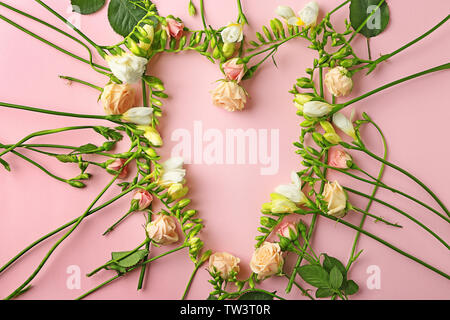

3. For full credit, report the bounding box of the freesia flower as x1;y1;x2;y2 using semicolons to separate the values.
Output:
262;193;298;214
121;107;153;125
167;183;189;200
298;1;320;27
322;180;348;218
101;83;136;115
250;242;284;280
274;171;308;204
325;66;353;97
133;188;153;210
222;58;245;83
158;157;186;187
221;22;244;43
166;18;184;40
276;6;296;21
146;215;179;245
209;252;240;279
332;111;357;140
138;125;163;147
294;93;314;110
328;147;352;169
303;101;333;118
210;80;247;112
106;52;148;84
106;158;129;179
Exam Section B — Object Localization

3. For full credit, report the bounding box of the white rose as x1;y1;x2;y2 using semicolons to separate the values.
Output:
298;1;319;27
322;180;348;218
106;52;148;84
303;101;333;118
209;252;240;279
221;23;244;44
250;242;284;280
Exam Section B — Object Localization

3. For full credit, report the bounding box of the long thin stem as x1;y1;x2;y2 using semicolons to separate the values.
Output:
316;212;450;280
59;76;103;91
102;209;134;236
351;206;401;228
181;263;201;300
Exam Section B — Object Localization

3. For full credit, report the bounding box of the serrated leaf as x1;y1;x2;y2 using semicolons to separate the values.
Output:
329;266;343;290
322;254;347;281
238;291;274;300
350;0;390;38
108;0;152;37
111;249;149;268
71;0;106;15
344;279;359;295
315;287;334;298
298;265;330;288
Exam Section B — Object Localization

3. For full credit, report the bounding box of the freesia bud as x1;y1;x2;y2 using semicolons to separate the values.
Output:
133;188;153;210
105;52;148;84
250;242;284;280
322;180;348;218
101;83;136;115
276;6;296;20
303;101;333;118
221;22;244;44
325;66;353;97
138;125;163;147
294;93;314;107
146;215;179;245
269;193;298;214
138;24;155;51
222;42;236;58
121;107;153;125
209;252;240;279
328;147;353;169
332;112;357;140
167;183;189;200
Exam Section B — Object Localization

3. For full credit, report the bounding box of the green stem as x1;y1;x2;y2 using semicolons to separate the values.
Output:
236;0;248;24
329;0;351;16
102;209;134;236
76;245;188;300
4;155;134;299
199;0;207;31
181;263;202;300
348;0;386;43
34;0;106;58
334;63;450;113
59;76;103;91
351;206;401;228
283;274;314;300
316;212;450;280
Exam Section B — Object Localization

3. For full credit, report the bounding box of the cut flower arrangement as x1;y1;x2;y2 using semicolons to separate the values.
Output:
0;0;449;300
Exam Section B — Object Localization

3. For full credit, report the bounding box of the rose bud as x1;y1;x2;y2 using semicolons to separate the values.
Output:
324;66;353;97
328;147;353;169
166;18;184;40
100;83;136;115
105;52;148;84
322;180;348;218
146;215;179;245
277;222;298;241
250;242;284;280
106;158;129;179
222;58;245;83
208;252;240;280
132;189;153;210
210;80;247;112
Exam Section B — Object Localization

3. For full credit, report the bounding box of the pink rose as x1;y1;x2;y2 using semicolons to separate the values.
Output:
166;18;184;40
106;159;129;179
328;147;352;169
277;222;298;241
133;189;153;210
222;58;245;83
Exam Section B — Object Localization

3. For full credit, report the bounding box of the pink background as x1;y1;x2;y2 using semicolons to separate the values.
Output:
0;0;449;300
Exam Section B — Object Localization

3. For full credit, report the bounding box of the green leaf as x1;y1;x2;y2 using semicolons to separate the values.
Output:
110;249;148;268
344;280;359;295
108;0;151;37
75;143;99;153
297;265;330;288
322;254;347;279
238;291;274;300
207;294;218;300
329;266;344;290
71;0;106;15
0;158;11;171
315;288;334;298
349;0;390;38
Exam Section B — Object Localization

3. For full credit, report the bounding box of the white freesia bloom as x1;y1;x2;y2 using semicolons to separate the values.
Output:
275;171;308;204
221;22;244;43
106;52;148;84
303;101;333;118
159;157;186;187
332;112;357;140
276;6;296;20
121;107;153;125
298;1;319;27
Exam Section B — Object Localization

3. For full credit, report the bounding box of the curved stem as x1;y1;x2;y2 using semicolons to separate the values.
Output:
59;76;103;91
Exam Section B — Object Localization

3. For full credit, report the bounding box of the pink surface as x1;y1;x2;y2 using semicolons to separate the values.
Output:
0;0;449;300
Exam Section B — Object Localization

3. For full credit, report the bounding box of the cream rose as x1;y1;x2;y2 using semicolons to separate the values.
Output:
322;180;348;218
100;83;136;115
324;66;353;97
146;215;179;245
210;80;247;112
208;252;240;279
250;242;284;280
106;52;148;84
